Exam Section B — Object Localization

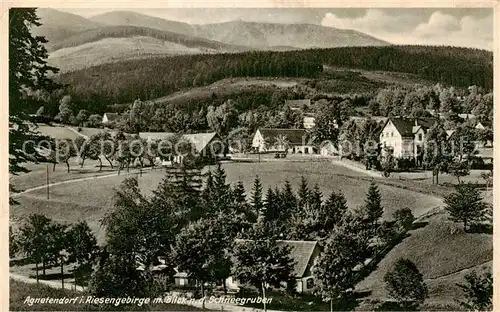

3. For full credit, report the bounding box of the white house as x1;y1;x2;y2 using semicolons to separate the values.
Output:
303;115;316;129
102;113;119;125
138;132;221;165
379;117;437;160
252;128;316;154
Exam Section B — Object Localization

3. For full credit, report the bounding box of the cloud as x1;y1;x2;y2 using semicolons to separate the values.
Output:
321;9;493;50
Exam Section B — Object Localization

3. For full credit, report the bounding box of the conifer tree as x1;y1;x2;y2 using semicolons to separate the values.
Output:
251;177;264;217
297;176;310;211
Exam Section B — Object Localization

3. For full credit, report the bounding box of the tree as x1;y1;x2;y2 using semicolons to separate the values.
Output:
322;191;349;232
393;208;415;232
88;114;102;128
314;229;365;312
9;8;60;202
358;182;383;236
46;222;70;289
250;177;264;217
207;100;239;155
444;183;490;231
175;216;232;305
448;161;470;184
384;258;429;309
89;252;153;297
457;271;493;311
67;221;99;287
76;109;88;127
18;214;54;282
9;226;19;258
54;139;76;172
424;122;453;185
56;95;74;124
233;220;295;312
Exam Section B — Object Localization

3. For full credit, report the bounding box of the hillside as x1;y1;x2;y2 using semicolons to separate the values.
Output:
32;8;102;42
88;10;195;35
88;10;389;49
49;36;221;72
54;45;493;113
193;21;390;49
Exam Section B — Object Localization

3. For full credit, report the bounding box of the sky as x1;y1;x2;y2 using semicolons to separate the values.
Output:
60;8;494;50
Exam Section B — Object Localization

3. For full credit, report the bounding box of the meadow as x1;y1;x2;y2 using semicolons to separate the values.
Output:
11;161;443;243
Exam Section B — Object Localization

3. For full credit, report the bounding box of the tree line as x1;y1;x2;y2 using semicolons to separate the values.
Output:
52;45;492;115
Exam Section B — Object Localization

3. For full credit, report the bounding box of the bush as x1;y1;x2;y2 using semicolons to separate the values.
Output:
384;258;428;310
377;221;398;245
393;208;415;232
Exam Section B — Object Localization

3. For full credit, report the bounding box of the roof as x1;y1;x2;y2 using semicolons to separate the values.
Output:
476;121;492;129
285;99;311;109
138;132;219;153
257;128;308;146
384;117;438;137
182;132;219;153
235;239;319;278
103;113;119;122
139;132;175;141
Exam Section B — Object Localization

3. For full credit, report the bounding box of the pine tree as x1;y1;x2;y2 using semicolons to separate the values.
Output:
309;184;323;211
362;182;384;235
297;176;310;211
322;191;349;232
9;9;60;203
251;177;264;217
263;187;278;223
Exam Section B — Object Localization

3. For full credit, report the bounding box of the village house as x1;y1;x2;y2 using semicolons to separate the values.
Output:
138;132;221;165
285;99;311;111
303;113;316;129
379;117;438;163
172;240;320;294
102;112;119;125
252;128;316;154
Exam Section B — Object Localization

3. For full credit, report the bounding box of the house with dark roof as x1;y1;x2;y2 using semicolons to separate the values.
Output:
225;240;320;294
379;117;438;160
138;132;221;165
102;113;119;124
252;128;316;154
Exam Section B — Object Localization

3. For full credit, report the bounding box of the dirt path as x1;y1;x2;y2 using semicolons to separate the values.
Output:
10;273;85;292
11;167;154;198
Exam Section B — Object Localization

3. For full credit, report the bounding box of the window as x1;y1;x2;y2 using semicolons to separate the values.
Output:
306;278;314;289
391;132;394;137
305;147;309;154
418;133;423;141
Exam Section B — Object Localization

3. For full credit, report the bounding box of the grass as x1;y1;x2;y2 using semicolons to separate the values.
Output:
9;279;205;311
11;161;443;243
355;210;492;307
35;125;81;140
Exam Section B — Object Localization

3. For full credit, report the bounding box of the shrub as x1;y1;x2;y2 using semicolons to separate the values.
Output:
384;258;428;309
393;208;415;232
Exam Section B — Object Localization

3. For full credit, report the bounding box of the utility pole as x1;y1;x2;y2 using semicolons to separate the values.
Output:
46;164;50;200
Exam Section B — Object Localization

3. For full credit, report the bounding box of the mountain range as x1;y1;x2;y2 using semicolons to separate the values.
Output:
35;8;390;71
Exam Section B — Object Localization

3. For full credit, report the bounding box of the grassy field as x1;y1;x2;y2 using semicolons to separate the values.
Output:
356;210;492;308
9;279;204;311
11;161;443;243
36;125;81;140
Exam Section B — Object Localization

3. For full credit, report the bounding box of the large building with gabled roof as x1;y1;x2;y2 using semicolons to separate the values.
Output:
251;128;316;154
379;117;438;159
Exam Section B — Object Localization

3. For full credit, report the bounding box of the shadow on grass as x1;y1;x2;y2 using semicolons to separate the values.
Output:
468;223;493;235
411;221;429;230
30;272;74;281
10;257;31;267
374;300;421;311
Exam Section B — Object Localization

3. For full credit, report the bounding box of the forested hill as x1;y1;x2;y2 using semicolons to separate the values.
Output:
47;25;250;53
56;45;493;113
